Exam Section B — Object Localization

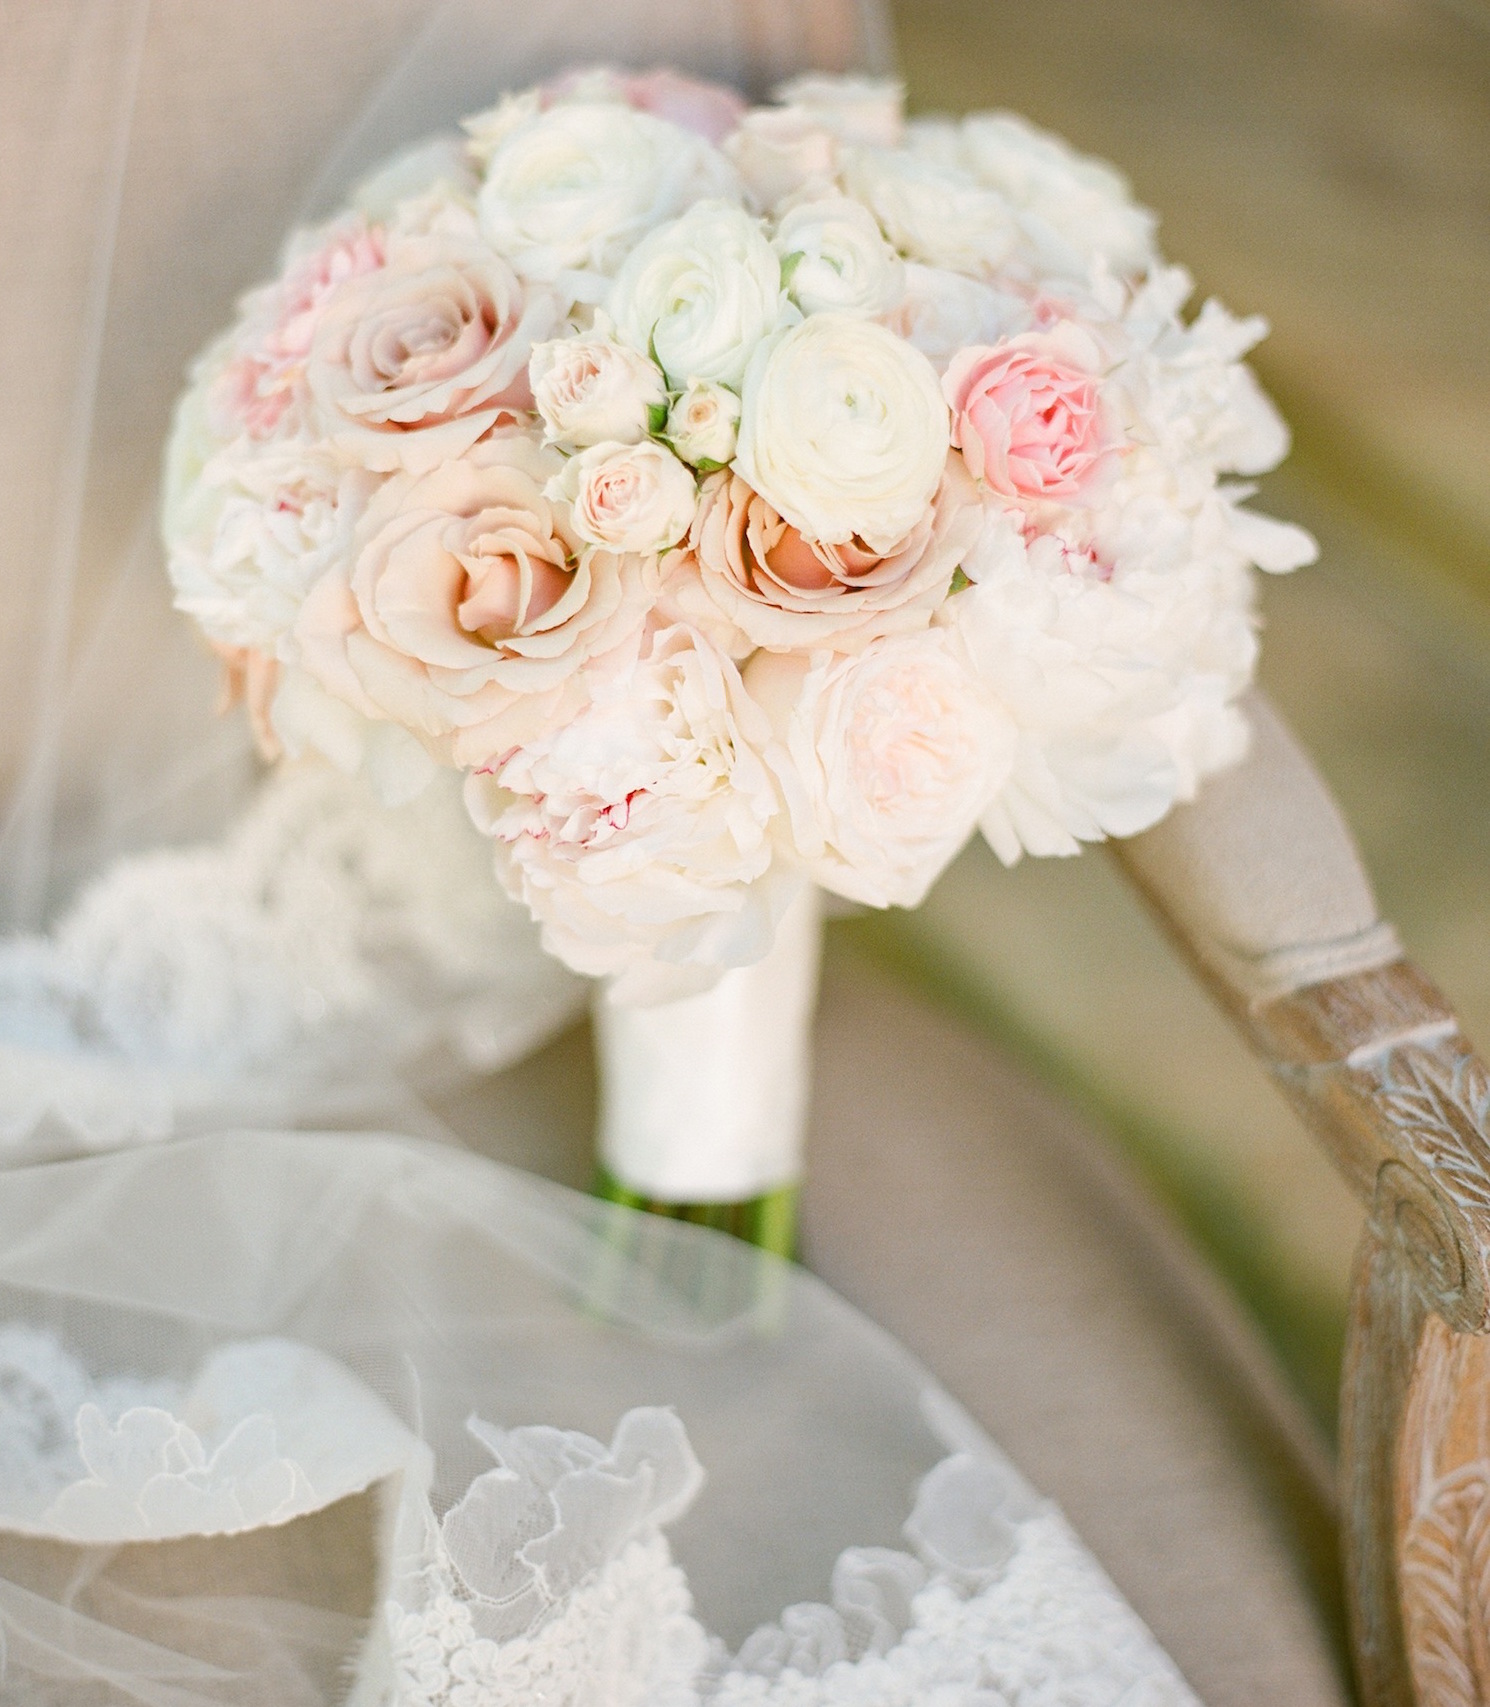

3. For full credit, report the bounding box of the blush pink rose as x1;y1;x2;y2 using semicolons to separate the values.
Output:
542;67;746;143
211;219;386;440
943;324;1114;505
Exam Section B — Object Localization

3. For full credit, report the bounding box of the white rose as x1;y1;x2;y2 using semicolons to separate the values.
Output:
735;314;949;553
881;262;1024;373
956;112;1158;279
480;623;789;1001
665;380;740;468
548;440;697;553
747;630;1014;907
476;103;737;299
843;147;1017;276
774;193;903;318
723;108;838;210
529;326;667;447
772;74;905;147
609;201;791;389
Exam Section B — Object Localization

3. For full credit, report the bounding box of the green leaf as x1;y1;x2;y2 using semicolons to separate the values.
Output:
779;250;805;291
647;401;669;435
692;457;728;474
948;566;971;596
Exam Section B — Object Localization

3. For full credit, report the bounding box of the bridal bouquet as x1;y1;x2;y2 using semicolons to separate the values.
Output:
164;68;1314;1006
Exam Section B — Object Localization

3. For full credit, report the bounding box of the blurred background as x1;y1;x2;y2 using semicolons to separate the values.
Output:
838;0;1490;1432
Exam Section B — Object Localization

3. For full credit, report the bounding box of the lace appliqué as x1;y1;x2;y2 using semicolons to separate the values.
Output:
0;762;585;1155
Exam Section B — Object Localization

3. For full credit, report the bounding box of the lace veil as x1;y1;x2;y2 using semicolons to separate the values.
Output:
0;0;889;1159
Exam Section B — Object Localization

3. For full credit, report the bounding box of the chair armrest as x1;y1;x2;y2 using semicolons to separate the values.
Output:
1112;691;1490;1334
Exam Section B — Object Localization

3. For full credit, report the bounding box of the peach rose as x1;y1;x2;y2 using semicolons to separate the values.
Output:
306;231;560;474
293;434;650;767
943;323;1114;506
679;461;979;652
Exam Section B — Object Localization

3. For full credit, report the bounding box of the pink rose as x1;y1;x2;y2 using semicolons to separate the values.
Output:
943;324;1114;505
211;219;387;440
675;461;979;652
542;67;746;143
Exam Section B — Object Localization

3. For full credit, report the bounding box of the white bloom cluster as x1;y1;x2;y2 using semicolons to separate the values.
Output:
163;69;1313;1000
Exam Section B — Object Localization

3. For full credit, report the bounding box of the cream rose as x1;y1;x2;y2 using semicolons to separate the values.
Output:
665;380;740;468
772;74;905;147
529;326;667;447
293;433;650;769
774;193;903;319
476;103;737;297
747;630;1015;907
723;108;838;210
609;201;791;389
548;441;698;553
479;623;788;1001
843;147;1017;276
735;314;950;553
306;231;560;474
681;460;979;651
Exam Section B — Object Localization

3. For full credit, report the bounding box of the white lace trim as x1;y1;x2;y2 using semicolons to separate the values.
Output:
0;762;586;1155
0;1330;1199;1704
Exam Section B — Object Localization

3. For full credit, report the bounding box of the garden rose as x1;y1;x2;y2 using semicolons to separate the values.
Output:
294;434;650;767
943;324;1115;505
529;325;667;447
306;231;560;474
665;380;740;468
479;623;788;1001
724;108;838;210
682;460;979;651
548;440;698;553
747;629;1014;907
542;66;746;144
881;262;1022;373
476;102;737;296
735;314;949;553
609;201;791;389
773;74;905;147
774;193;903;319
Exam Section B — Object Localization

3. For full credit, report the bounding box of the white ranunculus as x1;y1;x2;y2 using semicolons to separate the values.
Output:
843;147;1017;276
956;112;1158;279
482;623;790;1001
608;201;792;389
529;326;667;448
476;103;738;299
349;134;477;226
773;193;904;318
665;380;740;469
548;440;698;553
772;74;906;147
881;262;1024;374
747;630;1015;907
735;314;950;553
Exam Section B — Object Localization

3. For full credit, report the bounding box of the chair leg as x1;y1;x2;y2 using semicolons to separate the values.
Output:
1346;1227;1490;1706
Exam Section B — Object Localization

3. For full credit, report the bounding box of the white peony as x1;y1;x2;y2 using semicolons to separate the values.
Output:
772;74;906;147
608;201;792;389
665;380;740;469
747;630;1015;907
548;440;698;553
881;262;1024;374
476;102;737;300
843;147;1017;276
773;193;904;319
735;314;950;553
478;624;790;1001
529;325;667;448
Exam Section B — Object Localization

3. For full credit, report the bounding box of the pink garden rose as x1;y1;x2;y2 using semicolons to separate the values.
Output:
306;231;561;474
542;67;746;143
942;323;1114;506
293;433;651;767
212;219;386;440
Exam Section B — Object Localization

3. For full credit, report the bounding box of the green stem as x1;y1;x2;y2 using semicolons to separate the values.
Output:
592;1165;800;1259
